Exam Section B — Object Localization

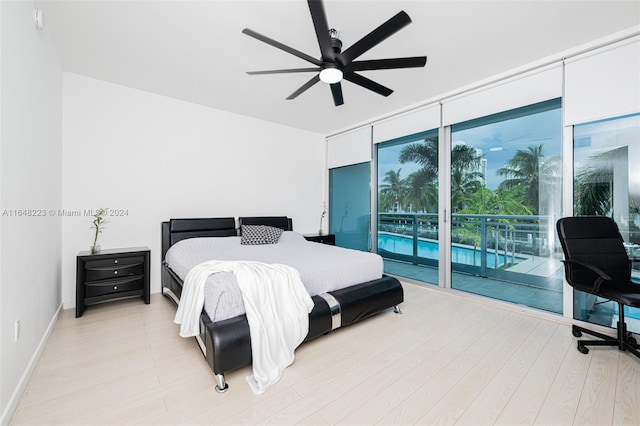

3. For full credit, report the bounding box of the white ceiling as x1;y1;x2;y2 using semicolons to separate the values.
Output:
43;1;640;135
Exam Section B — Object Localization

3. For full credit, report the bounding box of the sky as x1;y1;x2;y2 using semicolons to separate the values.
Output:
378;108;563;191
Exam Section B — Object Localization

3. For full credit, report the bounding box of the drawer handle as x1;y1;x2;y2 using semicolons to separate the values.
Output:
114;260;118;264
114;285;118;290
114;271;118;275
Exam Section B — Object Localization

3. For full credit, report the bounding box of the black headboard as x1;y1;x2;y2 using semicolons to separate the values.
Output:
238;216;292;231
161;217;236;260
161;216;294;260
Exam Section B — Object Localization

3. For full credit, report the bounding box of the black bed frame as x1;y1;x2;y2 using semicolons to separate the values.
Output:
161;216;404;392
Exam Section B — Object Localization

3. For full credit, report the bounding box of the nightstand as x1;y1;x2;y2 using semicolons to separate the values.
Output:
76;247;150;318
304;233;336;246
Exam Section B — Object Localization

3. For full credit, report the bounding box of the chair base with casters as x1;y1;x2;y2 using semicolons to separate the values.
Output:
571;301;639;357
556;216;640;360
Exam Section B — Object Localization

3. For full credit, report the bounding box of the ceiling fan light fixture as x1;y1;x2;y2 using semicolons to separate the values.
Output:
319;64;343;84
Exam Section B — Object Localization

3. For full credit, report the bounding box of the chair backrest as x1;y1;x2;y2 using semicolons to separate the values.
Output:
556;216;630;288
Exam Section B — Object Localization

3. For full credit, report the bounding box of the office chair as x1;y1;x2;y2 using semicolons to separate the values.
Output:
556;216;640;358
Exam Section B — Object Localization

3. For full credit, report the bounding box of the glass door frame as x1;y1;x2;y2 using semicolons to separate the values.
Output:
371;147;378;254
439;125;452;289
561;124;574;320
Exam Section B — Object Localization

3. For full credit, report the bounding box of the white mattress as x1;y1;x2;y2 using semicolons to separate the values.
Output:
164;231;384;321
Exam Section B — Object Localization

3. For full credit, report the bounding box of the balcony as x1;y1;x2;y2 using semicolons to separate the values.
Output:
378;212;640;327
378;212;565;314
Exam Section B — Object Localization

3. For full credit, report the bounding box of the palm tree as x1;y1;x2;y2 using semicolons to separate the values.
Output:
575;146;639;239
461;186;532;216
574;147;628;216
398;137;438;186
398;138;484;213
451;143;482;173
497;144;560;214
404;171;438;213
451;144;484;212
378;191;396;213
379;169;405;212
575;169;612;216
398;137;438;213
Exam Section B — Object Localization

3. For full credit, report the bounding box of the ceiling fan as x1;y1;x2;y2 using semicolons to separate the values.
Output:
242;0;427;106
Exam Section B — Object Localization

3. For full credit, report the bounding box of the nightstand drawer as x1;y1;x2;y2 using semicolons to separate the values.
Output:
85;255;144;268
85;258;145;281
85;277;143;298
304;234;336;245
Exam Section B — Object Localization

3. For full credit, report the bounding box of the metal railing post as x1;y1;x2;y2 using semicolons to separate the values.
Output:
480;216;487;277
412;214;418;264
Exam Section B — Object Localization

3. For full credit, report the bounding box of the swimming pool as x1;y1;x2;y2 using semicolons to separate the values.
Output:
378;232;526;267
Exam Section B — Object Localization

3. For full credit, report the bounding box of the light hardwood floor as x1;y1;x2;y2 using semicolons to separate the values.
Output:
11;282;640;425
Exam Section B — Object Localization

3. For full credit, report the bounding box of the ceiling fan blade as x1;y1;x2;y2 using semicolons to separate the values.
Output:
337;11;412;66
308;0;335;61
286;75;321;100
330;82;344;106
348;56;427;72
242;28;322;66
247;67;320;75
344;72;393;97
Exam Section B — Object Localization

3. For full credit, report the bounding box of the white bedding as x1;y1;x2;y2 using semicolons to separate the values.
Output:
164;231;384;321
174;260;314;394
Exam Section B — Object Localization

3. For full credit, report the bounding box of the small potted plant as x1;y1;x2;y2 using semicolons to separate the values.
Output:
90;208;108;253
319;201;327;235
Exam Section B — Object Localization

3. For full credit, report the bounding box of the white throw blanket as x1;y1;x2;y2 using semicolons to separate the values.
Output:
174;260;314;394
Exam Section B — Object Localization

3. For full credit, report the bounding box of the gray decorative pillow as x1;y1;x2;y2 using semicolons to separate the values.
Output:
240;225;284;245
263;225;283;244
240;225;266;245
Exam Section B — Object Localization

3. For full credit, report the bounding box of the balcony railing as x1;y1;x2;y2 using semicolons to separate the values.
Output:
377;212;563;289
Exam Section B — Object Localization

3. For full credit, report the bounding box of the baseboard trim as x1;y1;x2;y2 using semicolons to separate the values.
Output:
1;303;63;426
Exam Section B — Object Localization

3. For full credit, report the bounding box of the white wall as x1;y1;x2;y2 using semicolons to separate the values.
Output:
61;73;325;307
0;2;63;423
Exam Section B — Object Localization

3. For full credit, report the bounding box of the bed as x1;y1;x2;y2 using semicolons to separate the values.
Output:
161;216;404;392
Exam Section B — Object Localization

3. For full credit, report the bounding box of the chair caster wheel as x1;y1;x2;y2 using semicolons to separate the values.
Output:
577;344;589;354
628;336;637;345
572;327;582;338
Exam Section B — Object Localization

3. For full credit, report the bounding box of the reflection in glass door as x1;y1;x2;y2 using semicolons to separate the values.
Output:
573;113;640;333
329;162;371;251
376;130;439;284
449;100;564;313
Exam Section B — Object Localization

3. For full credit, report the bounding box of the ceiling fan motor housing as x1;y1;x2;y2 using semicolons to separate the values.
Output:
329;28;343;54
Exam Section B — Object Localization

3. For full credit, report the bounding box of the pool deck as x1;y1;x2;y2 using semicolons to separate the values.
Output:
504;254;563;277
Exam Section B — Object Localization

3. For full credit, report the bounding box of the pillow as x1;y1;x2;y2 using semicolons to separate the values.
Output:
240;225;266;245
263;225;283;244
240;225;283;245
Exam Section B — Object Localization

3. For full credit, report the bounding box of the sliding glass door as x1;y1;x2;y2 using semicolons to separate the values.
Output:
449;99;564;312
376;130;439;284
572;113;640;332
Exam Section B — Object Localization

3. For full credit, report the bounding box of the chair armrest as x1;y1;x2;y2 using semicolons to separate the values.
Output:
561;258;612;293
